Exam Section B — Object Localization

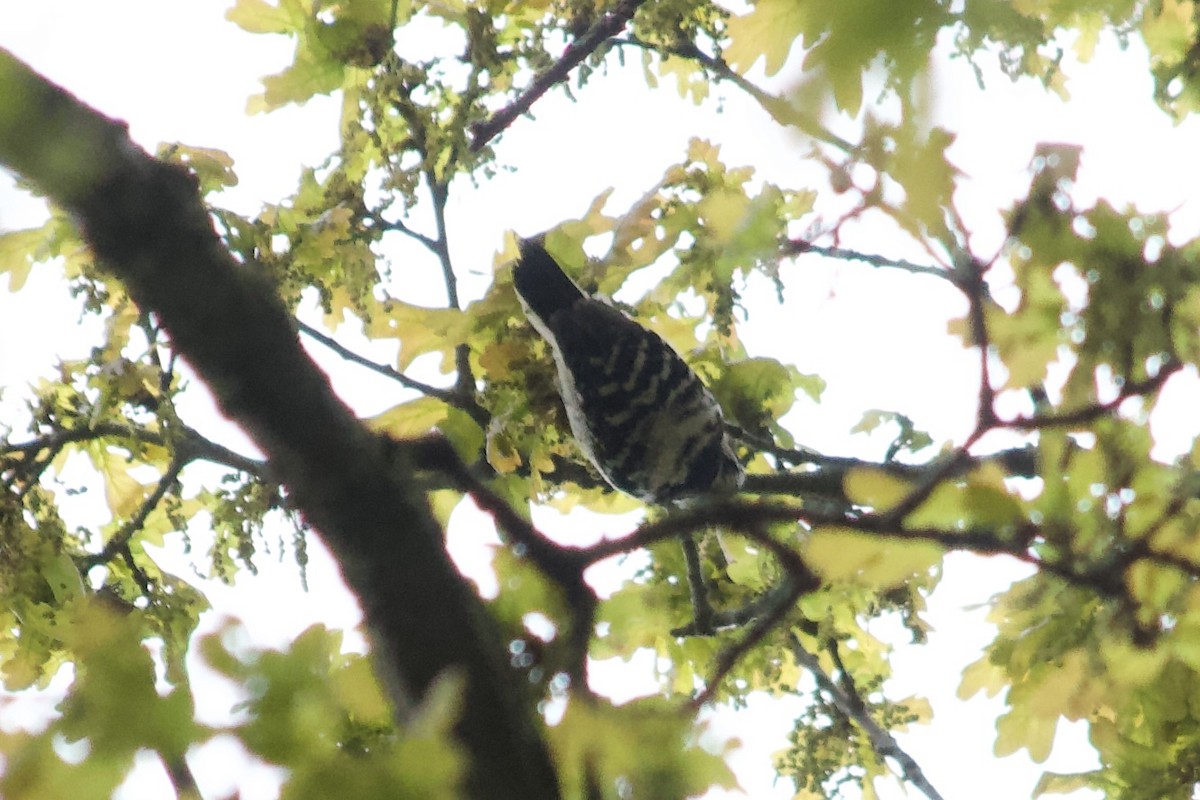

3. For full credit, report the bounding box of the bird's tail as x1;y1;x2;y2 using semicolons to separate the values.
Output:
513;236;586;322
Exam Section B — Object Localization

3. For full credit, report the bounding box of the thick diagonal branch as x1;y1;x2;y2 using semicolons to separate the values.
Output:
0;50;559;800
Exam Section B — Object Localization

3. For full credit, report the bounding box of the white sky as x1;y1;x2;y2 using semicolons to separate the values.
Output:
5;2;1200;799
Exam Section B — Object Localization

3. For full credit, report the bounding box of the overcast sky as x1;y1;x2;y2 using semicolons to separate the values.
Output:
6;3;1200;799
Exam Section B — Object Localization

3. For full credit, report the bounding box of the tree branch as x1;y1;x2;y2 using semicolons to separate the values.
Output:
426;180;477;399
404;434;596;685
740;445;1040;502
294;317;490;428
366;206;439;252
788;634;946;800
680;533;715;635
84;456;185;570
689;570;814;709
615;38;856;153
0;49;560;800
873;255;996;524
669;578;798;637
782;239;958;284
174;424;265;476
469;0;649;151
999;359;1182;430
3;420;265;485
160;750;202;800
574;501;823;707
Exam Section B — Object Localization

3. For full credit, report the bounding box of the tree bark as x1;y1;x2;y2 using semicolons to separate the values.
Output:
0;49;560;800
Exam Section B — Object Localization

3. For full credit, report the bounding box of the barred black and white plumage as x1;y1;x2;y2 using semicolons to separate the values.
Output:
513;236;744;504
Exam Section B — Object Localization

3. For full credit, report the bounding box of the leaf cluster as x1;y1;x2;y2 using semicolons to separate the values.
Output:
6;1;1200;799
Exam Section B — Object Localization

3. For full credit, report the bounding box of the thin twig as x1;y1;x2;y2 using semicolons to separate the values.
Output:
580;501;799;564
404;435;596;683
999;359;1182;430
4;424;122;458
3;421;263;478
294;318;449;398
175;425;265;476
680;533;715;634
669;578;798;637
788;634;946;800
879;436;982;526
428;182;460;309
1141;542;1200;583
85;456;186;569
426;181;476;399
470;0;650;151
783;239;956;284
616;37;855;154
689;570;814;709
740;445;1040;502
406;435;586;582
850;514;1022;556
120;543;154;596
729;424;850;468
368;208;439;252
574;500;822;707
583;497;1026;566
878;257;1000;524
826;638;862;704
294;317;490;428
960;255;997;426
443;23;487;172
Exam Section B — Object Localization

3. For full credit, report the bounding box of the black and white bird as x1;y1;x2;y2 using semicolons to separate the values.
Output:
512;236;744;504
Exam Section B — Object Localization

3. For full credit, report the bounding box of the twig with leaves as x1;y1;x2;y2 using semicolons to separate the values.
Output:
470;0;650;151
783;238;958;284
405;434;597;684
789;634;946;800
294;317;490;427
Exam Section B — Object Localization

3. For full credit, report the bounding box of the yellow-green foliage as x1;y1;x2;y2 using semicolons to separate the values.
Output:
5;1;1200;798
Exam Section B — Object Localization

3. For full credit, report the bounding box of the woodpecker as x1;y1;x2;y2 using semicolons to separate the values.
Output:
512;236;744;504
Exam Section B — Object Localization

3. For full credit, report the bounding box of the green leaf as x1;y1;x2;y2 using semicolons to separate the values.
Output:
842;467;913;512
485;424;523;474
994;705;1057;763
312;0;398;67
725;0;806;77
0;729;130;800
250;51;346;113
803;527;941;589
367;396;448;438
882;122;959;238
594;579;679;660
550;697;738;799
226;0;308;33
439;406;484;461
1032;770;1102;797
158;143;239;194
720;534;769;591
83;443;150;518
59;603;205;759
200;622;465;799
958;655;1007;700
713;357;810;431
40;552;84;604
728;0;950;113
365;301;470;373
0;227;43;291
850;410;933;458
